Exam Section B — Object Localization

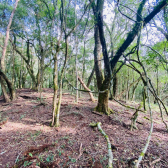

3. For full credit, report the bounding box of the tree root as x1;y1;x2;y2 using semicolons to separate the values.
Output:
90;122;113;168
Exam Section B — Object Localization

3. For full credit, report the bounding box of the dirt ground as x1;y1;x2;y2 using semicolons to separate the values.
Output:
0;88;168;168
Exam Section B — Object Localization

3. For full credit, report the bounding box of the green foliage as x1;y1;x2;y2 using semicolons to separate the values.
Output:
24;161;32;167
46;154;54;163
68;156;76;163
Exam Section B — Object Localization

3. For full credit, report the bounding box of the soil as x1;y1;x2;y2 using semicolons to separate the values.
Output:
0;88;168;168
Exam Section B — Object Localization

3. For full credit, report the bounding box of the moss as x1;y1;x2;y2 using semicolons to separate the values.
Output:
108;108;114;114
93;106;114;116
140;152;145;157
89;122;97;127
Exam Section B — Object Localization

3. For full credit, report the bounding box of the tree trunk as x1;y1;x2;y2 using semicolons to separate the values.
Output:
51;53;58;127
0;69;16;101
87;65;95;87
91;0;111;114
0;0;19;102
75;40;78;102
96;90;109;115
113;74;118;98
0;77;10;102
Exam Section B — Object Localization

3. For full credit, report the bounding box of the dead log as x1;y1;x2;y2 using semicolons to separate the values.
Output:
78;76;95;102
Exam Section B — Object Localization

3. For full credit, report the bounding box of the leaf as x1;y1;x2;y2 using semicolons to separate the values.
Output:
29;153;33;157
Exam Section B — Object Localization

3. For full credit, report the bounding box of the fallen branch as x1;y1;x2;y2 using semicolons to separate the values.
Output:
90;122;113;168
143;116;161;124
113;98;146;113
78;76;95;102
76;143;83;160
150;158;161;167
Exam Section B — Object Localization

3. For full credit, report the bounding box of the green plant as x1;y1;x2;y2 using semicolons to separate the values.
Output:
46;154;54;163
61;144;65;148
68;140;73;145
57;149;62;156
62;136;69;140
68;156;76;163
20;114;25;119
24;161;32;167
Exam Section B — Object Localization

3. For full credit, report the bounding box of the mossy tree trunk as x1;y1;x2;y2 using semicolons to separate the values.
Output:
90;0;111;114
52;0;91;126
0;77;10;102
51;51;59;127
96;90;109;114
90;0;167;115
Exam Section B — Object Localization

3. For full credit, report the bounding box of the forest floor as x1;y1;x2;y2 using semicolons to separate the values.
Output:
0;88;168;168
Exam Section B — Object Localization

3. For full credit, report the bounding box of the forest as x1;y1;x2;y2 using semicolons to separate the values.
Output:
0;0;168;167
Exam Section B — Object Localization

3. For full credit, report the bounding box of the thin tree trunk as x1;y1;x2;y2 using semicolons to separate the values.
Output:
0;0;19;101
126;66;130;102
75;40;78;102
51;52;58;126
75;0;78;102
54;36;69;127
87;65;95;87
0;78;10;102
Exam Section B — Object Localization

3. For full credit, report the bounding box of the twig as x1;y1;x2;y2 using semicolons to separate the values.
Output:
15;151;22;163
0;151;6;155
76;143;83;160
150;158;161;166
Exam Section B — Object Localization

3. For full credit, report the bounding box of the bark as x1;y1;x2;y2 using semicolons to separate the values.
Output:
96;90;109;115
78;76;95;102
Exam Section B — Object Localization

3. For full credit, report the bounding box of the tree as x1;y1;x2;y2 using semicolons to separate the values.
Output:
0;0;20;102
90;0;168;115
51;0;92;127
